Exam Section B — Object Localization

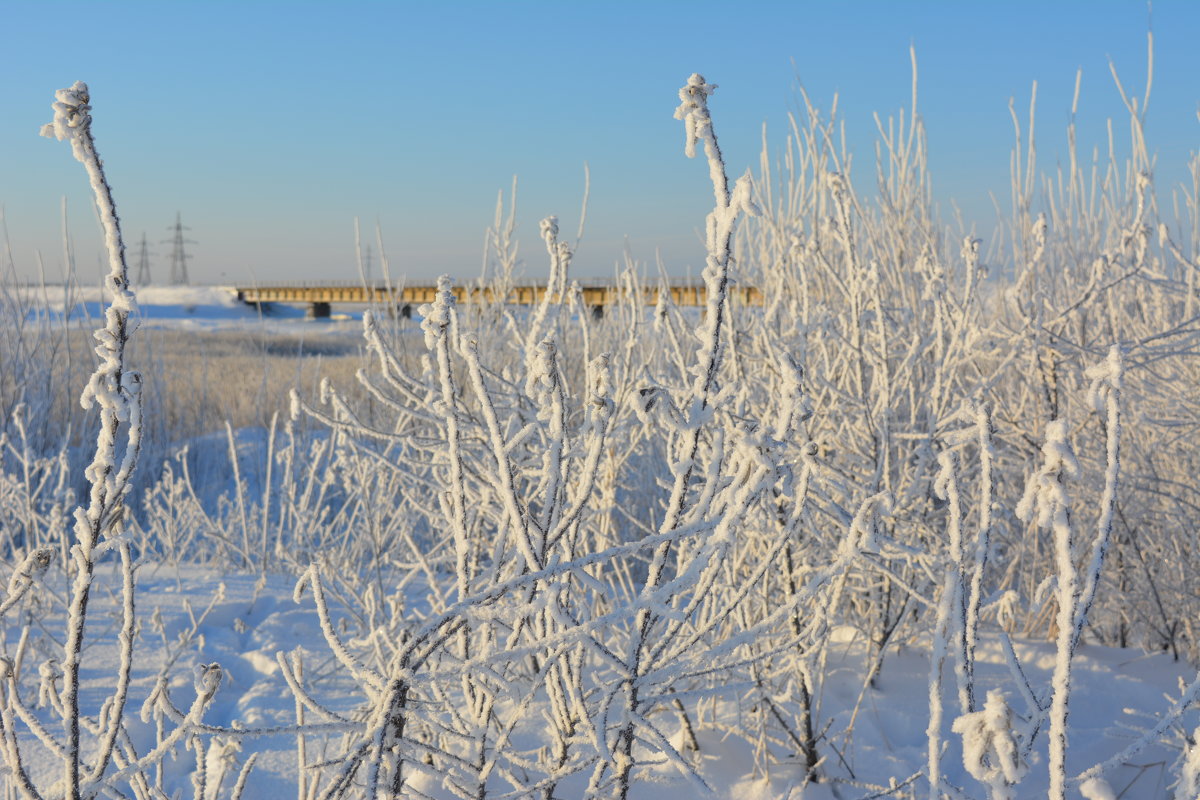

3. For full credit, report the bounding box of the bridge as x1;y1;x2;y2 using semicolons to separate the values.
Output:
233;281;764;319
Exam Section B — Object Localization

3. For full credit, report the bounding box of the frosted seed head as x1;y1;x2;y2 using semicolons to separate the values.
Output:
730;172;760;217
846;492;892;555
41;81;91;143
825;172;848;196
674;74;716;120
539;216;559;243
961;236;981;261
418;275;456;350
635;386;660;422
654;291;669;329
524;337;558;404
589;352;612;401
193;662;223;696
933;449;957;501
293;566;315;603
15;547;54;585
674;74;716;158
1085;345;1123;412
1033;212;1048;238
288;388;302;422
37;659;61;709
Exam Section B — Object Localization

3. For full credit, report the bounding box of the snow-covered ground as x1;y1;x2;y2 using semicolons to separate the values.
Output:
15;284;368;331
11;564;1193;799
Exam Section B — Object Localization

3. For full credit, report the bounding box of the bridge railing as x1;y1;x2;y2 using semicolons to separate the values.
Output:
233;280;762;309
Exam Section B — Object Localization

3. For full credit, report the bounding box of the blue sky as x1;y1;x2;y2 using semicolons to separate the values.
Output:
1;1;1197;285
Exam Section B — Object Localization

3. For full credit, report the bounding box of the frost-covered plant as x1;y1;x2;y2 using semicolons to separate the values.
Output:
0;81;260;800
1174;727;1200;800
275;54;1200;797
1014;418;1080;800
284;72;876;800
37;80;146;800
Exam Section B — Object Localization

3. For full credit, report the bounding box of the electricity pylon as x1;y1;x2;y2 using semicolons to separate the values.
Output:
164;212;195;285
133;232;152;286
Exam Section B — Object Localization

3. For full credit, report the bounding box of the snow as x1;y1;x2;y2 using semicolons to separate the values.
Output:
14;284;364;330
11;571;1194;798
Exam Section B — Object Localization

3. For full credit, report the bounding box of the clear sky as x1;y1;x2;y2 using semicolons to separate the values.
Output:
1;1;1197;285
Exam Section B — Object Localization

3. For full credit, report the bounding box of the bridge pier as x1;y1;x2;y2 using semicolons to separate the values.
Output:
307;301;331;319
385;303;412;320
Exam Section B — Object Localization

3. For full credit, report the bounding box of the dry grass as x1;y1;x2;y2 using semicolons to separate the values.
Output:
1;317;419;491
133;327;371;440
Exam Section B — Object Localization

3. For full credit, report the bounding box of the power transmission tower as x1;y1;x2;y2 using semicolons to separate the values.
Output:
164;212;195;285
133;232;153;285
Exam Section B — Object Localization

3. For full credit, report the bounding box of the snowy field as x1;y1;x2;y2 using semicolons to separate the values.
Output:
4;73;1200;800
15;564;1199;798
14;283;365;329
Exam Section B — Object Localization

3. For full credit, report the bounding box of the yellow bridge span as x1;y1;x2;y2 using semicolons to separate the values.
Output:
234;282;763;318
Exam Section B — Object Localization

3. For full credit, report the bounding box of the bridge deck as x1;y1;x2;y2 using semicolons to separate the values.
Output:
234;282;763;309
